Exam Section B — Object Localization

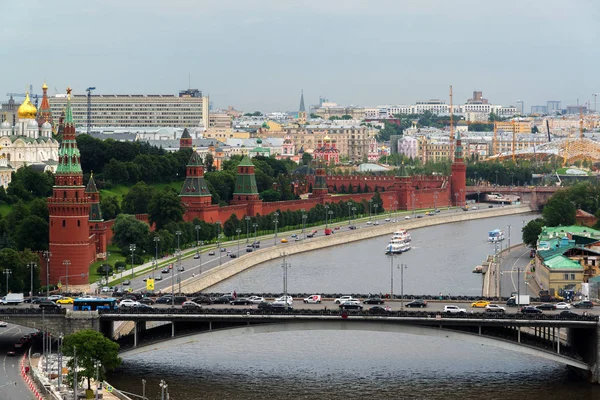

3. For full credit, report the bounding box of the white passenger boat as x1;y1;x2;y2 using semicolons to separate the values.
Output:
385;239;411;254
391;229;411;242
488;229;505;242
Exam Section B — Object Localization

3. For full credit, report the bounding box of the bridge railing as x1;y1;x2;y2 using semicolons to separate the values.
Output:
0;308;66;315
98;308;599;322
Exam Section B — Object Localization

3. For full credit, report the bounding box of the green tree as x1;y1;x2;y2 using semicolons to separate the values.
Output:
309;113;319;119
14;215;48;251
522;218;545;248
101;196;121;220
61;330;122;391
111;214;150;254
204;153;216;173
301;152;313;166
542;191;576;226
148;188;185;230
122;182;155;214
260;189;281;202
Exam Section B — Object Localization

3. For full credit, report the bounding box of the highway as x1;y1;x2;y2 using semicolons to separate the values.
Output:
112;204;519;296
0;322;37;400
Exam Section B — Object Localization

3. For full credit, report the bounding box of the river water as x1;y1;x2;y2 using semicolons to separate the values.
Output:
109;213;600;399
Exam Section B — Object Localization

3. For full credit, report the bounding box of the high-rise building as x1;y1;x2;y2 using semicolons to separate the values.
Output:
49;90;209;128
547;101;561;114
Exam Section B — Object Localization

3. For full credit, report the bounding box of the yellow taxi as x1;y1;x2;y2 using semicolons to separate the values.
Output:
56;297;74;305
471;300;490;308
281;238;288;243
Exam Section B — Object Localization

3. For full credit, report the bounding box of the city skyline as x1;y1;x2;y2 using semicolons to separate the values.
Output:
4;0;599;112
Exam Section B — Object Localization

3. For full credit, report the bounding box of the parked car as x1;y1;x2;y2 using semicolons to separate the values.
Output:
182;301;202;310
248;296;265;304
520;306;543;314
139;297;155;305
339;300;363;310
368;305;392;314
484;304;506;313
363;297;385;305
212;295;235;304
471;300;490;308
559;310;579;318
191;296;216;305
405;299;427;308
573;300;594;309
230;298;253;305
536;303;556;310
443;305;466;314
56;297;74;305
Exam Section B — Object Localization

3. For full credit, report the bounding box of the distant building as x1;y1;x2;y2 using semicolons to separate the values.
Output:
566;105;587;115
209;112;233;129
531;106;547;114
49;90;210;128
466;91;488;104
397;136;418;160
547;101;561;114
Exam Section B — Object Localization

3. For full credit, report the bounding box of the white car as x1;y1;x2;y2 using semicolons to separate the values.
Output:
404;216;411;220
385;218;391;222
101;286;111;293
0;321;7;327
555;302;572;310
374;221;379;225
334;296;359;304
47;295;63;301
366;221;372;225
248;296;265;304
444;305;466;314
119;299;141;308
485;304;506;313
303;295;322;304
273;295;293;306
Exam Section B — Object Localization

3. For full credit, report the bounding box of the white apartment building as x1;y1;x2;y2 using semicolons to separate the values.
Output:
49;93;210;128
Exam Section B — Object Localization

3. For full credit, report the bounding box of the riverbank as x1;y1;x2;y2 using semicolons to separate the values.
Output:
180;205;533;293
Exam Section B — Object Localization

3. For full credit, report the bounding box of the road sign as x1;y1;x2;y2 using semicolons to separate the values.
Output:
146;279;155;291
106;385;113;393
57;282;62;289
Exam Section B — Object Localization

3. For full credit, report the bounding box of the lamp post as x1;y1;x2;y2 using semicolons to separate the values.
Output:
174;231;181;304
324;205;329;228
474;171;478;185
302;214;307;239
245;216;251;243
389;254;395;299
477;191;480;208
253;223;258;245
411;193;416;215
433;193;438;211
62;260;70;294
159;380;168;400
400;263;407;310
510;172;515;187
129;244;136;279
273;212;279;245
459;188;464;208
507;224;512;249
153;236;160;280
27;262;36;299
374;204;378;219
281;252;291;311
352;207;356;223
195;225;201;254
394;201;398;219
236;228;241;255
57;333;63;389
347;202;351;225
495;170;499;186
42;251;51;298
388;196;393;219
216;221;222;265
368;199;373;221
454;192;458;210
94;360;101;400
328;210;333;228
198;240;204;274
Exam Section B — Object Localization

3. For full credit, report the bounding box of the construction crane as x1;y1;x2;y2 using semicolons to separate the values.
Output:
546;120;551;142
580;106;584;139
86;87;96;134
6;92;43;107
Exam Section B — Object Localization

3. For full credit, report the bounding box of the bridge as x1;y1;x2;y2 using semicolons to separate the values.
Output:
466;185;560;209
3;307;600;382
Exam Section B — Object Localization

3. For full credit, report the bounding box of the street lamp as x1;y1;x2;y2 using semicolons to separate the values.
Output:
411;193;416;215
273;212;279;245
253;223;258;245
236;228;241;255
94;360;102;400
507;224;512;248
245;216;251;243
454;192;459;209
27;262;36;299
159;380;168;400
495;170;499;186
347;202;352;225
198;240;204;274
388;196;393;219
510;172;515;187
433;193;438;211
174;231;182;304
352;207;356;223
42;251;51;298
477;191;480;208
216;221;222;265
2;269;11;296
328;210;333;228
62;260;70;294
195;225;201;252
153;236;160;280
374;204;378;218
301;213;307;239
394;201;398;219
324;205;329;228
368;199;373;221
474;171;478;185
129;244;136;279
281;252;291;311
459;188;464;207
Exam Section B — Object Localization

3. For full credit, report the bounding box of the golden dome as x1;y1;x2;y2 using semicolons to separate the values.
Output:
17;93;37;120
42;82;48;90
324;135;331;141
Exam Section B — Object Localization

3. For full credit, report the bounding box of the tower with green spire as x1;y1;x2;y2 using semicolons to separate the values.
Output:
180;148;212;206
231;155;263;215
298;90;307;124
48;87;92;288
451;130;466;206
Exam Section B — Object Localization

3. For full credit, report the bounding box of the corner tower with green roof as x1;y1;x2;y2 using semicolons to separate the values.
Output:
86;173;102;222
180;149;212;207
47;88;92;288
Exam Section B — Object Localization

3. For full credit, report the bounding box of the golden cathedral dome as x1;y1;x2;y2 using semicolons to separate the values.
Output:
324;135;331;141
17;93;37;120
42;82;48;90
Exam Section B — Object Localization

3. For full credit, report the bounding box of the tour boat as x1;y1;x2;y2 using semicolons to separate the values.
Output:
385;239;411;254
391;229;411;242
488;229;505;242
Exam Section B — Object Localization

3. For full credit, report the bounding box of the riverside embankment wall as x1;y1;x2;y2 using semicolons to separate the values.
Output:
180;205;533;293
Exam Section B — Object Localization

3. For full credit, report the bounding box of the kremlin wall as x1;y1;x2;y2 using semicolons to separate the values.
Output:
45;91;467;289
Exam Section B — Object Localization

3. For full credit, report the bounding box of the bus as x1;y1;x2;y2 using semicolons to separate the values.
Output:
73;298;118;311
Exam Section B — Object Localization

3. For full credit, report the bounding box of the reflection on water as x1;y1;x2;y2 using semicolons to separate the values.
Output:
109;331;598;400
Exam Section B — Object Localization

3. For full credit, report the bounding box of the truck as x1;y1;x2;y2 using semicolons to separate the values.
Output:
5;293;24;305
506;295;530;307
538;290;564;302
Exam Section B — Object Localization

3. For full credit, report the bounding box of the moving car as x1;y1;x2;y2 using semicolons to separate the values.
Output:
573;300;594;309
484;304;506;313
258;302;293;311
191;296;216;305
56;297;74;305
536;303;556;310
182;301;202;310
47;295;62;301
119;299;141;308
405;299;427;308
303;295;322;304
443;305;466;314
220;248;227;252
273;295;294;306
559;310;579;318
230;297;253;305
229;253;237;258
520;306;543;314
123;280;131;286
0;321;8;327
555;302;572;310
363;297;385;305
193;253;200;259
246;248;253;252
161;268;170;274
471;300;490;308
39;301;61;310
212;295;235;304
139;297;155;305
248;296;265;304
154;275;163;281
339;300;363;310
334;296;359;304
348;226;357;230
177;266;185;271
368;305;392;314
281;238;288;243
208;251;216;256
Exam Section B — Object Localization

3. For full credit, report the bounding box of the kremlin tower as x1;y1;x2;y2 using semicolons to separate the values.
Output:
450;131;466;206
37;82;54;131
179;127;192;149
47;88;93;288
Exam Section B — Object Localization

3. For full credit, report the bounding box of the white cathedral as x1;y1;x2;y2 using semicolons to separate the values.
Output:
0;92;59;187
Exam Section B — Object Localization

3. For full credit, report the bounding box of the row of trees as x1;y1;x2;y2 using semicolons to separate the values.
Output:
111;193;385;260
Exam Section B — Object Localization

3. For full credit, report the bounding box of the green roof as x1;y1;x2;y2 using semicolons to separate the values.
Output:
539;225;600;242
238;155;254;167
65;96;73;124
543;255;583;270
85;174;98;193
538;244;576;261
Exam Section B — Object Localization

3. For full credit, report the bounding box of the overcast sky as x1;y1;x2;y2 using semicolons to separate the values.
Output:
3;0;599;112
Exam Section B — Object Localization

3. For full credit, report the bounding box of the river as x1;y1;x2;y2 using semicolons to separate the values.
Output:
109;213;600;399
